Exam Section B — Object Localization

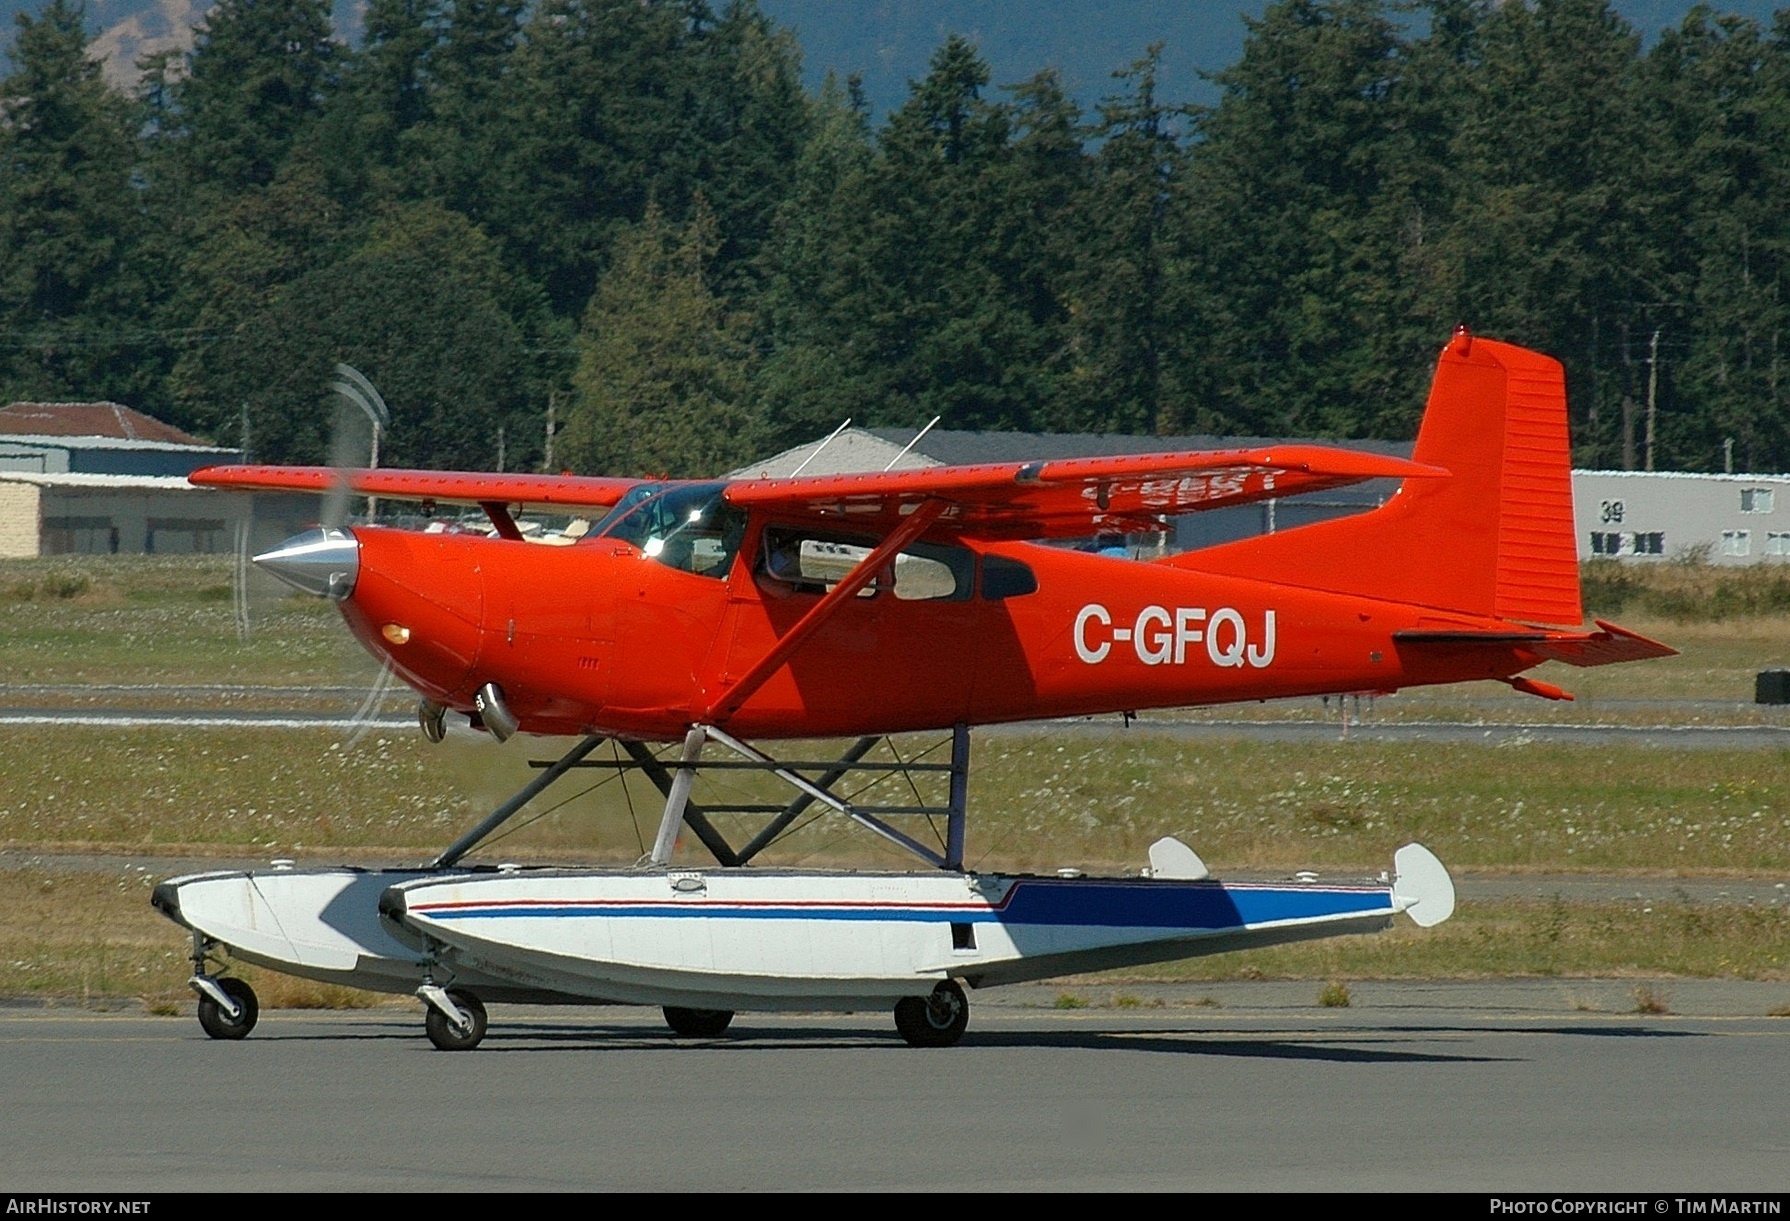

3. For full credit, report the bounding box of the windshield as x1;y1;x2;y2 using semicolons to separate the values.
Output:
599;482;745;579
586;482;666;538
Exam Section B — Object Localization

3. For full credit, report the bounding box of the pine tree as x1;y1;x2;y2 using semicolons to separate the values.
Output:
562;201;762;477
1643;8;1790;471
1179;0;1420;438
163;0;338;195
753;73;879;444
0;0;148;403
182;201;540;468
1437;0;1657;465
1069;47;1188;435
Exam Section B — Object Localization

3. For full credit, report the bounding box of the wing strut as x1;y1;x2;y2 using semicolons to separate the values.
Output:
702;498;948;724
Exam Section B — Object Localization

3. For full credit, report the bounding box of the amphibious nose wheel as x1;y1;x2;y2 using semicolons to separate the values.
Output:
195;977;259;1041
894;980;968;1048
422;988;488;1051
663;1006;735;1038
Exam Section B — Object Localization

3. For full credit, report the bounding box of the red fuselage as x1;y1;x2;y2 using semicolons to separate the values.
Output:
338;520;1533;741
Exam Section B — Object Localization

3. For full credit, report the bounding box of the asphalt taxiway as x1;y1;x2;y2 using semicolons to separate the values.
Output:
3;989;1786;1191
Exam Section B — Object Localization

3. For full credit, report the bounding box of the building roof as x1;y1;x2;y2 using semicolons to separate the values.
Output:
0;472;208;491
0;433;235;455
732;426;1414;480
0;402;210;447
869;427;1414;466
1576;468;1790;482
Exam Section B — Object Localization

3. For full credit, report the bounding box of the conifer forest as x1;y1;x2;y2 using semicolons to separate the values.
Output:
3;0;1789;476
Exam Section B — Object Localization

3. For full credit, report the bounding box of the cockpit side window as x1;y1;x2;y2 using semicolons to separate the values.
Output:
600;483;745;579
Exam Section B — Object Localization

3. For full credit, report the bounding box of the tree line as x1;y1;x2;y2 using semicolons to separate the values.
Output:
3;0;1789;476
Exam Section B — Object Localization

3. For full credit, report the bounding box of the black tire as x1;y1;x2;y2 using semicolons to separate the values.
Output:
894;980;968;1048
423;990;488;1051
663;1006;734;1038
197;977;259;1041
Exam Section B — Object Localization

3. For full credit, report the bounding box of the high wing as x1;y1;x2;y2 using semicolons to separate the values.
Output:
189;466;642;512
724;446;1445;539
190;445;1442;540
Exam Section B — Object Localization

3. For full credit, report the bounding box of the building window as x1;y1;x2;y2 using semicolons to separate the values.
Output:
145;518;225;555
42;516;116;555
1767;533;1790;557
1590;531;1620;555
1635;532;1664;555
1742;488;1775;514
1722;530;1752;557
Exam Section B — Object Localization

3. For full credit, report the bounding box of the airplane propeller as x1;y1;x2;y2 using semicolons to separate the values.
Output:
225;363;404;741
323;363;390;529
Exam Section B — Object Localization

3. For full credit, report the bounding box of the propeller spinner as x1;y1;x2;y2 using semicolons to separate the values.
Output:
253;527;360;600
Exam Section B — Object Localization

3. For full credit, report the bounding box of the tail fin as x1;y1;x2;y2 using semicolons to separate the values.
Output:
1177;330;1583;627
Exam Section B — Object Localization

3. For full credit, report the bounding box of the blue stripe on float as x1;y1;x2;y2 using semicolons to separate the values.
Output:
417;882;1392;930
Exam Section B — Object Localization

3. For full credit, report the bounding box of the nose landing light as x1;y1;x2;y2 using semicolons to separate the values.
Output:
253;528;360;600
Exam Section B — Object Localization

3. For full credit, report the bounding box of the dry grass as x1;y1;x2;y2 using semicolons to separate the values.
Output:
0;869;189;1005
1584;557;1790;622
5;726;1790;875
0;555;372;689
1071;895;1790;984
0;868;394;1010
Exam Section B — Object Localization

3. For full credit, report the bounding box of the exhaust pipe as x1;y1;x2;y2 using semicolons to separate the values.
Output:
418;699;447;744
474;682;518;742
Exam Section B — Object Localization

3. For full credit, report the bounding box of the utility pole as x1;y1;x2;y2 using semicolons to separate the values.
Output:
497;425;506;474
1725;437;1734;474
1645;327;1661;472
544;391;558;473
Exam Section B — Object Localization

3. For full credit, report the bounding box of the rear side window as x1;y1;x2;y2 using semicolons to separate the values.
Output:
759;527;972;601
981;555;1037;600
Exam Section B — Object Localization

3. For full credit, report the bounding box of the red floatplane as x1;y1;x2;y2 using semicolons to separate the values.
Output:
153;329;1672;1049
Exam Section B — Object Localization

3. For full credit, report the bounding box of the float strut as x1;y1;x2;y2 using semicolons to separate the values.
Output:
649;727;707;866
945;722;969;870
619;740;742;867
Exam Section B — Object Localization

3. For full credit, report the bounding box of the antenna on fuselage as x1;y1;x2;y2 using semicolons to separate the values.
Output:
883;416;941;472
789;418;852;478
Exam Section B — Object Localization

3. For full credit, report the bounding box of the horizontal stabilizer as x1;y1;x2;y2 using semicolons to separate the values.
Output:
1527;619;1678;667
1393;619;1676;669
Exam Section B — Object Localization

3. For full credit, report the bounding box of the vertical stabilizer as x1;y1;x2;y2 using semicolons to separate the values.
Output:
1172;331;1584;627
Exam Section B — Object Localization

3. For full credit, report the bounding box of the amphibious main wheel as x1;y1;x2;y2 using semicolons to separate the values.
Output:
423;989;488;1051
663;1006;735;1038
197;977;259;1041
894;980;968;1048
